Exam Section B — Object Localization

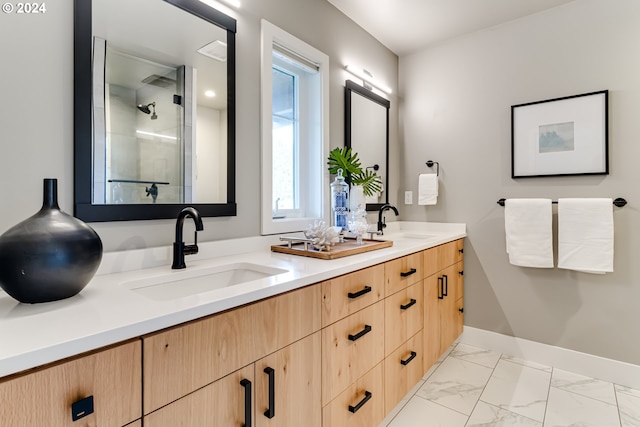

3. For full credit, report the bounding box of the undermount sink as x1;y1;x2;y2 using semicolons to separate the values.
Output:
122;262;289;301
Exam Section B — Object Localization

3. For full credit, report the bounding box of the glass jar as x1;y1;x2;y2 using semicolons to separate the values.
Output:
330;168;349;232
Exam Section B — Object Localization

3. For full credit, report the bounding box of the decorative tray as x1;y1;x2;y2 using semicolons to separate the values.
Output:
270;237;392;260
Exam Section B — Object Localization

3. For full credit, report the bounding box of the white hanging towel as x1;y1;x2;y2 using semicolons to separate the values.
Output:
558;198;614;274
418;174;438;205
504;199;554;268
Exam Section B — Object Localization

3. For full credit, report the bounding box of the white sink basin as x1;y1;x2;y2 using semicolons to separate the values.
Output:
379;232;439;241
122;262;289;301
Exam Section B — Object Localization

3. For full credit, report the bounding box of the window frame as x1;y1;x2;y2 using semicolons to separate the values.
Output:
260;19;330;235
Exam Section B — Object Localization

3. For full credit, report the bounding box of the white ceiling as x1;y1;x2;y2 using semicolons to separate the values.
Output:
327;0;575;56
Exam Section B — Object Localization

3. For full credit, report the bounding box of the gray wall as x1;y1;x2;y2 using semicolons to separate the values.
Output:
0;0;398;251
399;0;640;364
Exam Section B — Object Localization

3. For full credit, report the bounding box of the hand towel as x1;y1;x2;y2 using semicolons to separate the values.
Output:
558;198;613;274
504;199;554;268
418;174;438;205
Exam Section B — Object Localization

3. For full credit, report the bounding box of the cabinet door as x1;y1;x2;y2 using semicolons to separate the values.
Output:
255;332;322;427
423;272;441;371
384;251;423;296
322;300;385;405
385;281;424;355
0;341;141;427
143;365;254;427
143;284;320;413
322;361;385;427
439;262;464;353
384;332;423;413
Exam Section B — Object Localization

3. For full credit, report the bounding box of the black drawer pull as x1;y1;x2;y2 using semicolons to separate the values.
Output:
348;324;372;341
400;268;417;277
400;298;417;310
71;395;94;421
438;277;444;300
401;351;417;366
240;378;252;427
443;274;448;297
264;367;275;419
348;285;372;299
459;248;464;254
348;391;372;413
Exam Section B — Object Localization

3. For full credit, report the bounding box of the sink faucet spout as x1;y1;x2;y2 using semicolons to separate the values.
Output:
172;207;204;269
377;204;399;235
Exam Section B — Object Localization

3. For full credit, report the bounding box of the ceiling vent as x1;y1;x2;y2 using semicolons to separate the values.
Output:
197;40;227;62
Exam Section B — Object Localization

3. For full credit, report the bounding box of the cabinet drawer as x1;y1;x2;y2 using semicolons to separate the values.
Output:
143;284;320;413
322;362;384;427
384;332;424;413
322;264;384;327
424;239;464;278
384;251;423;295
0;340;141;427
322;300;384;405
143;364;254;427
385;281;424;355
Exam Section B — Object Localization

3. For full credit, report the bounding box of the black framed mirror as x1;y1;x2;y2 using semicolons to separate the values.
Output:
74;0;236;222
345;80;390;211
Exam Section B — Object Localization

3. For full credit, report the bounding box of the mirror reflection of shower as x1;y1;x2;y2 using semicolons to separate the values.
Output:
137;101;157;119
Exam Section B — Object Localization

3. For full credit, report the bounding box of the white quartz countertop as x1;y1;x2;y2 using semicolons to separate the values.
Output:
0;221;465;378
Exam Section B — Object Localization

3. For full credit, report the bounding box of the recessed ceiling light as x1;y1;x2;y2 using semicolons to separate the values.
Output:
205;90;216;97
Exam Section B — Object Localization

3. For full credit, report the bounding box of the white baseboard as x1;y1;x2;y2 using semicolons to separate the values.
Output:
459;326;640;390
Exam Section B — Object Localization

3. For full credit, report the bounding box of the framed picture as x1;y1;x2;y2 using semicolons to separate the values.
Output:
511;90;608;178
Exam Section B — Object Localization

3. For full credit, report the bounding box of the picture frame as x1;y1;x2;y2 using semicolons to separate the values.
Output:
511;90;608;178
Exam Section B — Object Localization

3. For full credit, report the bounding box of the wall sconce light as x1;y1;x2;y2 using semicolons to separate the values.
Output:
344;64;392;94
199;0;240;13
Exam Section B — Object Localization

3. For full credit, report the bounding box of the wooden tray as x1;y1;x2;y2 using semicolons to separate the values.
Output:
271;238;392;260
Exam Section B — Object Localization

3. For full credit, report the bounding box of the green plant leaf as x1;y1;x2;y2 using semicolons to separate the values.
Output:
352;169;382;197
327;147;362;177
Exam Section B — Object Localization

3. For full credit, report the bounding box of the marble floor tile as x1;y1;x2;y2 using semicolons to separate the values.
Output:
451;343;502;368
415;355;493;415
616;388;640;427
501;355;552;373
467;401;542;427
544;387;620;427
386;396;468;427
551;368;617;405
423;361;441;380
480;359;551;422
617;385;640;400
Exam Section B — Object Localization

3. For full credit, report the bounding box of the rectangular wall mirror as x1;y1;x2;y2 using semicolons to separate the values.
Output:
74;0;236;221
345;80;390;211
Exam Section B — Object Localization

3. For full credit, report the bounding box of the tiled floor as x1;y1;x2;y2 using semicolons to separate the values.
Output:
379;342;640;427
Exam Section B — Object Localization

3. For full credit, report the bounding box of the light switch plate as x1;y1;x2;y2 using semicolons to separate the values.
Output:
405;191;413;205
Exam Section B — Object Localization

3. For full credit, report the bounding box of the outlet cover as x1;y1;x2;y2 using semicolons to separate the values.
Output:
405;191;413;205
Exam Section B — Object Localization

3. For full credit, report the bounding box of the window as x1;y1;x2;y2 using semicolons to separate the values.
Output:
260;20;329;235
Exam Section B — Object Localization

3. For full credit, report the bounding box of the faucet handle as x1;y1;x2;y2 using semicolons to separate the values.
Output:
183;231;199;256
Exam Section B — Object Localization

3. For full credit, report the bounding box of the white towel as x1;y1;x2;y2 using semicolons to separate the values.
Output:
558;198;613;274
418;174;438;205
504;199;554;268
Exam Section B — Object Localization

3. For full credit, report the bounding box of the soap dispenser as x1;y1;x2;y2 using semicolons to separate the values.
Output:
330;168;349;232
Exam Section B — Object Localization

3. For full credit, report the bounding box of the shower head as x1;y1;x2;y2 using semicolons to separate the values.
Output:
137;102;157;119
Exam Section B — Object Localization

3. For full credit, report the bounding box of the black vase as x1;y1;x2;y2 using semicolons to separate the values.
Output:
0;179;103;303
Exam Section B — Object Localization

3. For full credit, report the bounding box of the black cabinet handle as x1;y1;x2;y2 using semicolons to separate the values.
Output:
459;248;464;254
459;270;464;276
443;274;448;297
240;378;252;427
400;298;417;310
348;391;372;413
438;277;444;300
348;324;372;341
348;285;372;299
459;307;464;313
263;367;275;419
400;351;417;366
71;395;94;421
400;268;417;277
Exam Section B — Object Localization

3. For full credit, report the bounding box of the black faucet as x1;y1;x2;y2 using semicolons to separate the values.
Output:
377;204;399;235
172;207;204;269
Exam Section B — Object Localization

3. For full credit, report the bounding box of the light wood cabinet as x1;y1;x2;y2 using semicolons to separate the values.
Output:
423;240;464;371
384;280;424;355
384;251;423;296
255;332;322;427
322;362;385;427
384;332;424;413
142;284;320;414
0;340;141;427
321;264;385;327
322;300;385;405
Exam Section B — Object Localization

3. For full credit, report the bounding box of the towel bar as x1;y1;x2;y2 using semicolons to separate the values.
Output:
425;160;439;176
497;198;627;207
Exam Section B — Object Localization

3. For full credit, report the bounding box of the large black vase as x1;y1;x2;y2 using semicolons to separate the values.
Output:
0;179;103;303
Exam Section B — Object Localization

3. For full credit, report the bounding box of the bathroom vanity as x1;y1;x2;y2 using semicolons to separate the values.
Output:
0;222;465;427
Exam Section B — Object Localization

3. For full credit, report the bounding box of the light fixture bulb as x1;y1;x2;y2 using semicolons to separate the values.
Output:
205;90;216;97
344;64;392;94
